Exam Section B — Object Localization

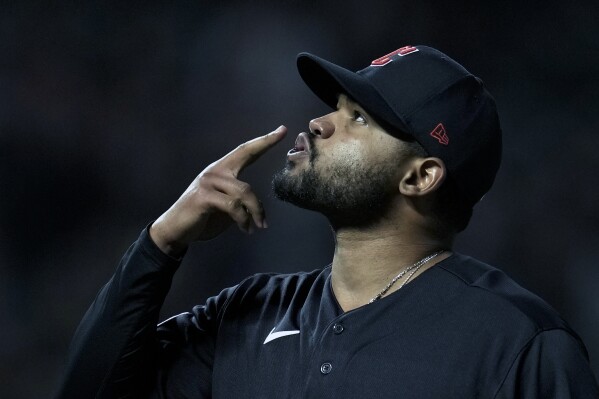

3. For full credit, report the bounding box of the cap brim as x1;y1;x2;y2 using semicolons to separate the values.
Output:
296;52;410;136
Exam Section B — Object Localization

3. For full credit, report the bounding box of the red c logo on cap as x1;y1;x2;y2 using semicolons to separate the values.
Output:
371;46;419;66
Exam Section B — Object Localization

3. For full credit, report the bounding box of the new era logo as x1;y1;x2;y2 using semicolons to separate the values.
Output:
371;46;419;66
430;123;449;145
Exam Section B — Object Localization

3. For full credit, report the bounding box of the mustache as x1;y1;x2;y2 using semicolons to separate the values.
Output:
307;134;317;163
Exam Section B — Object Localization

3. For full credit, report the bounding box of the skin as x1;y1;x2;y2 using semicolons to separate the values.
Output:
150;94;454;312
272;96;413;227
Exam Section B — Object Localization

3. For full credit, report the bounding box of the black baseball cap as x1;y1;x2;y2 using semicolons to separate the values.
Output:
297;45;502;208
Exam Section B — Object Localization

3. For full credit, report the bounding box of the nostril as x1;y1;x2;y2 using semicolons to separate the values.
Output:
309;116;334;138
308;118;323;137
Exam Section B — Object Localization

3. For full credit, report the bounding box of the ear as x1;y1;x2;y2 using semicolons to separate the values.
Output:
399;157;447;198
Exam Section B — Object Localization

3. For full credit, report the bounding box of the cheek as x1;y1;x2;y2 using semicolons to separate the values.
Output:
314;133;400;171
316;139;365;168
372;135;402;160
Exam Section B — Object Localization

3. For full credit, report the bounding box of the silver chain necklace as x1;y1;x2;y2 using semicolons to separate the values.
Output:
369;250;444;304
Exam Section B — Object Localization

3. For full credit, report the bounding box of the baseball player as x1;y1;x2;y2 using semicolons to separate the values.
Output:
57;46;599;398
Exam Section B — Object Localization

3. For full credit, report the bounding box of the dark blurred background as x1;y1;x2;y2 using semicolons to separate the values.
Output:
1;1;598;397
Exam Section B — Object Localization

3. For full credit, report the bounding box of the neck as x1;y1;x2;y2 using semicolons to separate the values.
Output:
330;217;453;312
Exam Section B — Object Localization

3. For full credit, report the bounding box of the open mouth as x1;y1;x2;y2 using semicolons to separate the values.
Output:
287;132;311;160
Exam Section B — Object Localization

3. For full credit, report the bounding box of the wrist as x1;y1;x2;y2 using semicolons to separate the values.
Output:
149;222;188;258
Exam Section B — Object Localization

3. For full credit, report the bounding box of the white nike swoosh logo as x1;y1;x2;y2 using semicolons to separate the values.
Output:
263;327;300;344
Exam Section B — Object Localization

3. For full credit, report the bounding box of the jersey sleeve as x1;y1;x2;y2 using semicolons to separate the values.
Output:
56;226;235;399
148;286;236;398
494;328;599;398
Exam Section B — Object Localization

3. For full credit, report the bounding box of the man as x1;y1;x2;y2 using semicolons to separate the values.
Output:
58;46;599;398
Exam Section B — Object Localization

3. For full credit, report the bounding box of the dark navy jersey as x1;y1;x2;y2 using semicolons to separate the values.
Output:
57;227;599;398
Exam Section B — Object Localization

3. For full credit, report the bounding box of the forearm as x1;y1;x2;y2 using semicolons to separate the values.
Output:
57;226;182;399
57;128;284;398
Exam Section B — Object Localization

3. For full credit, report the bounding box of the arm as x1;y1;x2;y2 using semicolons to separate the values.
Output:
56;126;287;398
57;227;181;399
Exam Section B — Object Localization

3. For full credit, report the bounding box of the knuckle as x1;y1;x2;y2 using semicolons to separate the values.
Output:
196;174;210;186
201;161;219;174
198;170;216;184
233;209;249;224
238;182;251;195
227;198;243;211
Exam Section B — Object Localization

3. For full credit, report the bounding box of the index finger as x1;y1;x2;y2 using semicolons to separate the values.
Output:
222;125;288;176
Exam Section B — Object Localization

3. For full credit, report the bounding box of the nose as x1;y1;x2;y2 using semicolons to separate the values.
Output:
309;115;335;139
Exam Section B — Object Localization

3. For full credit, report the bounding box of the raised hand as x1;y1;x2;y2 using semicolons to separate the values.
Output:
150;126;287;256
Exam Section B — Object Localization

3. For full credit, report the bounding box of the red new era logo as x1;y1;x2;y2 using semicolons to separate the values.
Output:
430;123;449;145
371;46;419;66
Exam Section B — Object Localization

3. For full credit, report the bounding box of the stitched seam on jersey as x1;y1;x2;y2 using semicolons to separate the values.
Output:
434;263;585;397
213;271;312;332
437;263;555;336
436;262;561;331
435;262;472;285
491;328;574;399
214;274;256;330
438;265;571;398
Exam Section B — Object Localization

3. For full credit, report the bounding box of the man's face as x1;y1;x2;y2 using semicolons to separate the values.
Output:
273;94;415;228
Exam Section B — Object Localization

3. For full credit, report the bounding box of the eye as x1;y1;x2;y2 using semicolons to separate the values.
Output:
353;110;367;124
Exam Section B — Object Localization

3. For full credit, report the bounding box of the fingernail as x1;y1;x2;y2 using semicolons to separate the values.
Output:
262;219;268;228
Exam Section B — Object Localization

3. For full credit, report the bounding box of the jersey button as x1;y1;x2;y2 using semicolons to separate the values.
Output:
332;323;344;334
320;362;333;374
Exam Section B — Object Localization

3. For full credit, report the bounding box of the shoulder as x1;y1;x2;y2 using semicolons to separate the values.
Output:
432;254;596;393
162;267;330;335
236;266;329;293
215;266;331;310
436;253;576;337
495;328;599;398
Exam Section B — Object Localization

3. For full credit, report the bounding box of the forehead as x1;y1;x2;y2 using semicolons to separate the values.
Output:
335;93;363;110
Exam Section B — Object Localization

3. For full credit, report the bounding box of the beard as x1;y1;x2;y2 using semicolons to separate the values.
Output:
272;145;399;229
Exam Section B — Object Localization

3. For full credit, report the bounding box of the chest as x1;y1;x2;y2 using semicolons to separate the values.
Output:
210;302;507;399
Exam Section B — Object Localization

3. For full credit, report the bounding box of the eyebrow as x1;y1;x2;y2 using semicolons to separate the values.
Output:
336;94;372;120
